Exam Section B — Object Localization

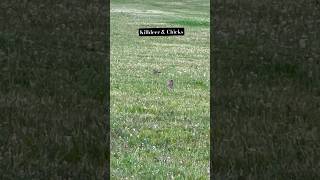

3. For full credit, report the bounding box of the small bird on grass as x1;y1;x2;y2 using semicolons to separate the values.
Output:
152;69;161;75
167;79;174;91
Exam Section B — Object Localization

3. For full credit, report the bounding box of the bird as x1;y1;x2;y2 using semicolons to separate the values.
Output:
167;79;174;91
152;69;161;75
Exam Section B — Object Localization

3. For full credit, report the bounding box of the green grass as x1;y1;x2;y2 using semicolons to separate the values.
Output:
212;0;320;179
111;0;209;179
0;1;108;178
170;19;209;27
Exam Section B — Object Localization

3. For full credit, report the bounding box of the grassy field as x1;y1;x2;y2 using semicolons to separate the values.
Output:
0;1;108;178
212;1;320;179
111;0;210;179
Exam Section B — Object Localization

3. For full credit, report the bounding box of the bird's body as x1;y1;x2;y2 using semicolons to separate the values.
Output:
167;80;174;90
153;69;161;74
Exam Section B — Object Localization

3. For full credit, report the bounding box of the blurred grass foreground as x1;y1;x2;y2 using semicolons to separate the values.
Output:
212;0;320;179
0;0;108;178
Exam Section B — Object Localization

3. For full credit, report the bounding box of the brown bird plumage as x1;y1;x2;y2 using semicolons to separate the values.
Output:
167;79;174;90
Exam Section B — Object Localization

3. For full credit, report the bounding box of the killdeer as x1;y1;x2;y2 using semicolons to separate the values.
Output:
167;79;174;91
152;69;161;74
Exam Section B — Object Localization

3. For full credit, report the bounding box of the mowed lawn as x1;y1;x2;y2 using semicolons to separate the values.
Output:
111;0;210;179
